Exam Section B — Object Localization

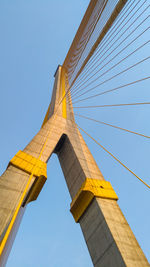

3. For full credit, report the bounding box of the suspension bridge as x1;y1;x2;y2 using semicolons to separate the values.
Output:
0;0;150;266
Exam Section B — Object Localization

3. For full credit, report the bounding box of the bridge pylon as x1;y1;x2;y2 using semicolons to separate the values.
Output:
0;66;149;266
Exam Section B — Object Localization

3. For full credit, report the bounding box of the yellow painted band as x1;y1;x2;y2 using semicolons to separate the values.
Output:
10;150;47;178
61;68;67;119
70;178;118;223
41;103;51;127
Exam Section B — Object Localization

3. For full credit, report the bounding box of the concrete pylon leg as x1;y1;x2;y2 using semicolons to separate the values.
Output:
0;66;149;266
56;125;149;267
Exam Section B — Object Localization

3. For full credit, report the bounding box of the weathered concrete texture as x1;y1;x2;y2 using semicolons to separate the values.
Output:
0;65;149;266
80;198;149;266
99;198;149;266
0;166;32;239
0;207;25;267
80;198;126;267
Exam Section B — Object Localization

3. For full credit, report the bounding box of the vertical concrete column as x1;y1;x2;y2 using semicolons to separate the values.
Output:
56;122;149;267
0;66;64;265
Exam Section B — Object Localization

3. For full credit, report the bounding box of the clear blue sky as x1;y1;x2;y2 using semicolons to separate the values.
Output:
0;1;149;266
